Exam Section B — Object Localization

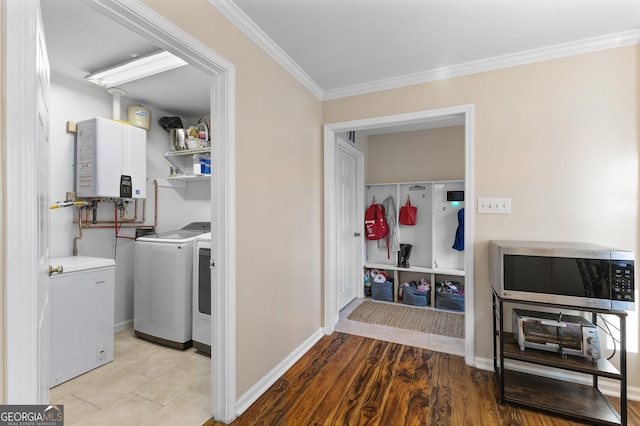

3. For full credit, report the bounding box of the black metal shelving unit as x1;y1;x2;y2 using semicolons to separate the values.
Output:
493;291;628;425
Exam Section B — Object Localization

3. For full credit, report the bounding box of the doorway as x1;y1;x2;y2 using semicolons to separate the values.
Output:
4;1;237;422
323;105;475;366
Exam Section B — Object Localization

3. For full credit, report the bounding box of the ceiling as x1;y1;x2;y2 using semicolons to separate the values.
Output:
40;0;211;118
40;0;640;119
225;0;640;96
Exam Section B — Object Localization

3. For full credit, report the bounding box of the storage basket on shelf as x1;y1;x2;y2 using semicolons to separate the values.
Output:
402;285;429;307
371;281;393;302
401;280;430;306
371;280;393;302
435;280;464;312
367;269;394;302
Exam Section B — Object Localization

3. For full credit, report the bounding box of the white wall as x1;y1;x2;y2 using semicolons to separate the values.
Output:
49;74;210;326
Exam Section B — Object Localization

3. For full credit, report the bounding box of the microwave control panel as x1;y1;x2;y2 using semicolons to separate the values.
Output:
612;260;634;302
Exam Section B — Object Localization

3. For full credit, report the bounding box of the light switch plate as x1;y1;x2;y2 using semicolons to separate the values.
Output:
478;197;511;214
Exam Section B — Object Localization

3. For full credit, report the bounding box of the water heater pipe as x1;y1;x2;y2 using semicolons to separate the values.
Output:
73;208;83;256
73;180;159;230
107;87;126;121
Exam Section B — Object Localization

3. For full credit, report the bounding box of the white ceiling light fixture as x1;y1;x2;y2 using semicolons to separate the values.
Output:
85;50;188;88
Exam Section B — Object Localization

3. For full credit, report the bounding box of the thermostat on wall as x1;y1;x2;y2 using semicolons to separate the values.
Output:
447;191;464;202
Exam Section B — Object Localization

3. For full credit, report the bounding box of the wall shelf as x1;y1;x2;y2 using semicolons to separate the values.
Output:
364;262;465;277
162;148;211;184
167;175;211;182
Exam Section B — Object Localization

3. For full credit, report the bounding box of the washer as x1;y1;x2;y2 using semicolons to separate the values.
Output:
134;222;210;349
193;232;212;353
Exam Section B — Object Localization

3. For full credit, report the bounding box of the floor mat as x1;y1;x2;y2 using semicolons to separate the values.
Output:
347;300;464;338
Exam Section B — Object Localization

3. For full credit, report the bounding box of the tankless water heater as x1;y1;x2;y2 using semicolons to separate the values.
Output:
76;117;146;199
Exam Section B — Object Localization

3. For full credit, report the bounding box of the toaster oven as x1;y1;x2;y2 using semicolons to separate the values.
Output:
512;309;601;362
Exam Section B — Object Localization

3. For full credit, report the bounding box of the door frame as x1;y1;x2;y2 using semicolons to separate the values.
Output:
4;0;238;421
323;104;475;366
336;137;365;307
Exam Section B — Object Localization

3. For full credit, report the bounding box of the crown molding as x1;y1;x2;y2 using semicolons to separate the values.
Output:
207;1;640;102
209;0;324;99
323;29;640;100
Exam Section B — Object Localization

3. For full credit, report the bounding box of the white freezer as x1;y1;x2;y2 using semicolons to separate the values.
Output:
49;256;115;388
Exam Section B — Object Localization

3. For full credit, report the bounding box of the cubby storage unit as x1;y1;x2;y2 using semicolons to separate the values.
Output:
493;291;628;425
365;180;465;311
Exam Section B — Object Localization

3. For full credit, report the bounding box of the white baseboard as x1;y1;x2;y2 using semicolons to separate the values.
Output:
114;319;133;333
475;356;640;402
235;329;325;416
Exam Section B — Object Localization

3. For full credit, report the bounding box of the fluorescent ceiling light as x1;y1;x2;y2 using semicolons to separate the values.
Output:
85;50;188;88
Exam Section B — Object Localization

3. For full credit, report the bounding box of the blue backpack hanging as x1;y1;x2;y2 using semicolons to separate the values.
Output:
452;208;464;251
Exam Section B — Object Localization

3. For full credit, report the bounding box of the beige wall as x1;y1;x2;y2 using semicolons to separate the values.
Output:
142;0;324;397
367;126;465;183
325;45;640;387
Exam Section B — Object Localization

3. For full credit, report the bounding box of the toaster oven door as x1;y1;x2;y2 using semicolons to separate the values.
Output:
521;318;583;351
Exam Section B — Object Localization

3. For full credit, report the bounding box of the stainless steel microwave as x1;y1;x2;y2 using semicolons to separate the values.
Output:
490;240;635;311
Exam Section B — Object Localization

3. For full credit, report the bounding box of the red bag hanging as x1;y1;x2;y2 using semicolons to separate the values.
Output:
365;199;388;240
399;196;417;226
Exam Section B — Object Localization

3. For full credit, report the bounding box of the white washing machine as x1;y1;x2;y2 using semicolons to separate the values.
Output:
193;233;212;353
49;256;115;388
134;222;210;349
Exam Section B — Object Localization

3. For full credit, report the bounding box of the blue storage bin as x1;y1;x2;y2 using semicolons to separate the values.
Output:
403;286;429;307
435;291;464;312
371;280;393;302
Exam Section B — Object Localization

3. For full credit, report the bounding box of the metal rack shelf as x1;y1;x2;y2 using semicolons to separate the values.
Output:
493;291;628;425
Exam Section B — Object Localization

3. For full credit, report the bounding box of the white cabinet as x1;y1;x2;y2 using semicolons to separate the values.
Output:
365;180;465;310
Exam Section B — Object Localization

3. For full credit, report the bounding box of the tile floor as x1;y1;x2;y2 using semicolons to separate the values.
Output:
49;328;212;426
50;298;464;425
336;297;465;357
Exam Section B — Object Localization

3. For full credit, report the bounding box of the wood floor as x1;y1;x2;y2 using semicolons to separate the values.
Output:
205;332;640;425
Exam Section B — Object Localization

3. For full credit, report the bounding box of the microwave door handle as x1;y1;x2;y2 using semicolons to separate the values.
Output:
539;320;566;327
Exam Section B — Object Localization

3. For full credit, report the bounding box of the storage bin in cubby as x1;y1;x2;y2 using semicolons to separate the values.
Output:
402;286;429;307
371;281;393;302
435;291;464;312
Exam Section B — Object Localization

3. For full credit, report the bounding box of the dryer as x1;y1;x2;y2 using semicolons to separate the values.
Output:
134;222;210;348
193;233;212;353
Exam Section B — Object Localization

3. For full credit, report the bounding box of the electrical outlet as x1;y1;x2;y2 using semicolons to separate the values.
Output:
478;197;511;214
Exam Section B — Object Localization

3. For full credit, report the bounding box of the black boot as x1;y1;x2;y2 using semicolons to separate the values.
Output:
398;244;412;268
397;244;406;267
402;244;412;268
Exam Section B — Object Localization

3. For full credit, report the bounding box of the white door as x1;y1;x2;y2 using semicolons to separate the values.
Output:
4;0;51;403
35;9;51;401
336;142;361;310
